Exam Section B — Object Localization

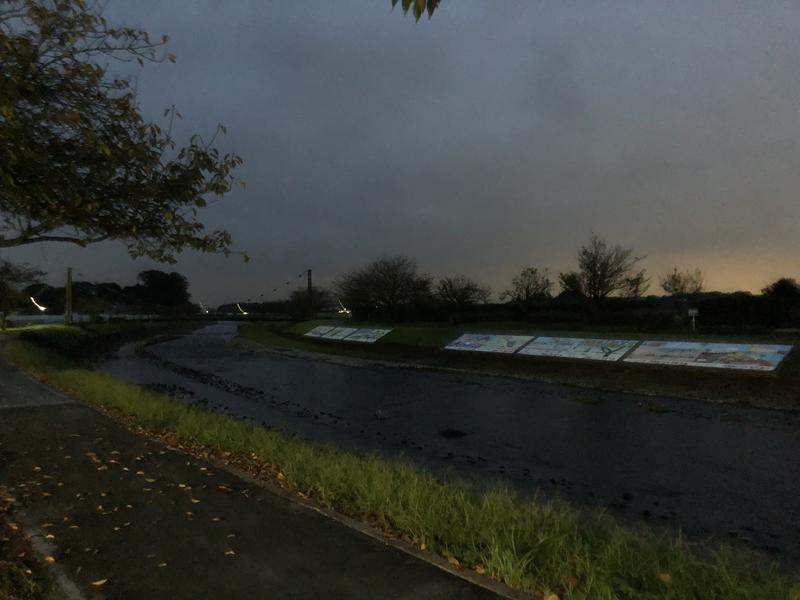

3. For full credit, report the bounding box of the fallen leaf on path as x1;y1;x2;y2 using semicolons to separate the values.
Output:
190;498;200;504
91;578;108;586
224;549;235;556
158;562;167;568
45;556;55;564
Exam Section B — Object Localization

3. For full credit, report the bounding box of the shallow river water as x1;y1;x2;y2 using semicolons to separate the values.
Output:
100;322;800;561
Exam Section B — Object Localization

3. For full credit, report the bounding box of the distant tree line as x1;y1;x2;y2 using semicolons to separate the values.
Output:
3;231;799;332
308;234;800;332
12;269;196;321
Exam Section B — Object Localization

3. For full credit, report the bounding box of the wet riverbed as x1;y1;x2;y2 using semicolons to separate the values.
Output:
100;322;800;561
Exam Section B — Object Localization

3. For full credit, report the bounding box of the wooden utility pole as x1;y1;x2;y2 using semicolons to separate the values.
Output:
307;268;313;317
65;267;73;325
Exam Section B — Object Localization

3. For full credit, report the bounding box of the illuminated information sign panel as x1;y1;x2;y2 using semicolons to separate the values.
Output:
445;334;534;354
344;328;392;343
304;325;337;338
322;327;359;340
517;337;638;361
623;341;793;371
304;326;392;343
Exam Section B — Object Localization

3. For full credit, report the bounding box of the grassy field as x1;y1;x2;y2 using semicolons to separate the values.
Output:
238;321;800;409
1;333;798;598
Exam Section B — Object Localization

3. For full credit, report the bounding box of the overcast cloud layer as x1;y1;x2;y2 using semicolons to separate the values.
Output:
6;1;800;304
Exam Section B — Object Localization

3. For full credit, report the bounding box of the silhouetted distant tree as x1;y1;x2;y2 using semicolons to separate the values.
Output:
436;276;491;308
557;271;585;299
0;259;43;329
128;270;190;308
0;0;243;262
288;286;333;317
660;268;704;296
500;267;552;310
762;277;800;298
624;271;651;298
573;234;647;303
335;256;432;318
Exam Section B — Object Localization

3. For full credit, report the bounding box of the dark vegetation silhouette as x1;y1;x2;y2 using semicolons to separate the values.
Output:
567;234;650;303
0;259;43;329
436;276;491;309
0;0;243;262
762;277;800;298
20;269;196;317
334;256;434;321
288;286;333;319
661;268;704;296
499;268;552;311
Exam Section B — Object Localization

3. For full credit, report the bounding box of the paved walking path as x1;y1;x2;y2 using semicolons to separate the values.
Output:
0;361;499;599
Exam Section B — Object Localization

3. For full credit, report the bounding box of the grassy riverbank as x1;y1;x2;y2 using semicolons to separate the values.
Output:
238;321;800;409
1;333;797;598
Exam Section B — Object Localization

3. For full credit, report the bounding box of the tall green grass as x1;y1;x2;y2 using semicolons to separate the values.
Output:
2;339;798;599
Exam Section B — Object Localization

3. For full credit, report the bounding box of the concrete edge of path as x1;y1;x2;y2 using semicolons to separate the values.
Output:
14;511;85;600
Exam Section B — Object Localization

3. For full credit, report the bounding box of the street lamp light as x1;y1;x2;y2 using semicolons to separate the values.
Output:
30;297;47;312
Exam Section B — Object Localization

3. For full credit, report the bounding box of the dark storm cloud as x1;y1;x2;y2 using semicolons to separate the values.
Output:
5;1;800;302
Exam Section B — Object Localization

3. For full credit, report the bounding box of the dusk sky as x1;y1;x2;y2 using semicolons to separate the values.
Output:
5;1;800;305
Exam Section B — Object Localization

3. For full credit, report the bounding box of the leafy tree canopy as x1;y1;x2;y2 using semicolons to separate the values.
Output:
391;0;441;21
0;0;244;262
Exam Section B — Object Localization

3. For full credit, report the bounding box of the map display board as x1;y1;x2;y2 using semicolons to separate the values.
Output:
322;327;360;340
304;325;337;338
445;333;534;354
344;328;392;343
517;337;639;361
623;341;793;371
